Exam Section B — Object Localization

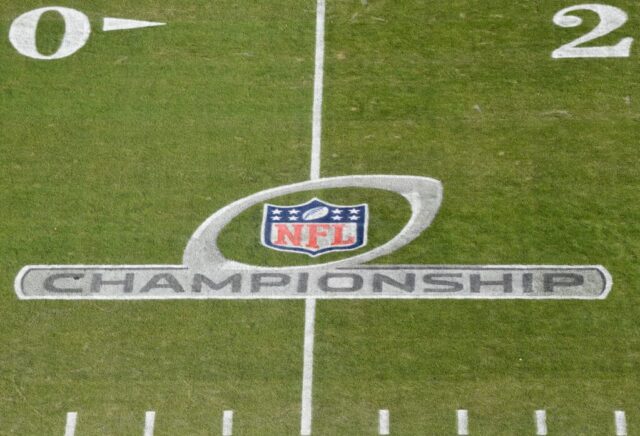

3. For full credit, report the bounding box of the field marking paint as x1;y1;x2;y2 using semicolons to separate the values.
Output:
10;8;166;60
457;409;469;435
300;0;326;431
379;409;390;435
64;412;77;436
144;411;156;436
300;298;317;435
103;18;165;32
261;198;368;257
18;263;611;300
222;410;234;436
615;410;627;435
9;7;91;60
309;0;326;181
183;175;443;273
552;4;633;58
535;410;547;435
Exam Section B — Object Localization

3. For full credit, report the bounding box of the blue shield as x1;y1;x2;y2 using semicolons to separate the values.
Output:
261;198;368;256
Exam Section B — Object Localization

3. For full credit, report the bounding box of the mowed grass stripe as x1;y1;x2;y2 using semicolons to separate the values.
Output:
315;0;640;434
0;0;316;434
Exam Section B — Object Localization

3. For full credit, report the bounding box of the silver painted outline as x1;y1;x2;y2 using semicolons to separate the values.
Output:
183;175;443;272
14;177;613;301
15;264;611;300
14;264;184;300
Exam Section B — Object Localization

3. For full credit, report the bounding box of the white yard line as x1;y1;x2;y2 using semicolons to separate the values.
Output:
535;410;547;435
457;409;469;435
222;410;234;436
300;0;326;433
615;410;627;436
144;411;156;436
300;298;317;435
64;412;77;436
309;0;326;181
379;409;390;435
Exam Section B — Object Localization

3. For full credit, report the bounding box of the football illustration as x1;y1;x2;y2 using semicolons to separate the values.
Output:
302;206;330;221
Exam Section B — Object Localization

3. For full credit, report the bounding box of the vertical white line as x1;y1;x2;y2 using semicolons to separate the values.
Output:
300;298;317;435
64;412;77;436
309;0;326;181
615;410;627;436
300;0;325;432
144;411;156;436
535;410;547;435
457;409;468;435
379;409;390;435
222;410;234;436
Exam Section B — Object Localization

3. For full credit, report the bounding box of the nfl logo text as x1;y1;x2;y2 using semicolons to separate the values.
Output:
261;198;368;256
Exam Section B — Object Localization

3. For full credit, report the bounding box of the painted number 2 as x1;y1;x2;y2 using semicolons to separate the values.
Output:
552;4;633;58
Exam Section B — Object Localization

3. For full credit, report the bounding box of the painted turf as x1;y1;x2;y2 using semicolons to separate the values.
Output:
10;1;612;433
59;409;630;435
2;0;626;435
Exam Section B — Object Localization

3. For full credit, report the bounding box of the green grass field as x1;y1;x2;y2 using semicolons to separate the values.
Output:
2;0;640;434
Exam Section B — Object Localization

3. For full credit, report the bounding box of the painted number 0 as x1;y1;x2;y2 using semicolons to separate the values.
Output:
552;4;633;58
9;7;91;60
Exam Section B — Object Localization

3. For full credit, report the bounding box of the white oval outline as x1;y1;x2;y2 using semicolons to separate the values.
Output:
183;175;443;271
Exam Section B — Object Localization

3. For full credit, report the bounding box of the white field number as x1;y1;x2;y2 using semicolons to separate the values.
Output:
9;7;91;60
552;4;633;58
6;5;635;61
8;7;165;60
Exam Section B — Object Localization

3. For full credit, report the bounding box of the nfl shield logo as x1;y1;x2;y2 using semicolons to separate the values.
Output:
261;198;368;256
